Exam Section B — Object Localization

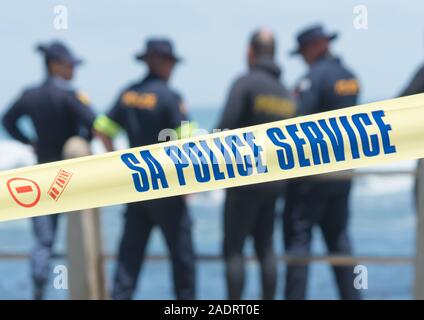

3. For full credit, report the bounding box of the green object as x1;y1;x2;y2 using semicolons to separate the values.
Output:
93;115;122;138
175;121;198;139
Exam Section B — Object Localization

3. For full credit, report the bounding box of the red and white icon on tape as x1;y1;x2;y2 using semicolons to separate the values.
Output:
7;178;41;208
48;169;73;202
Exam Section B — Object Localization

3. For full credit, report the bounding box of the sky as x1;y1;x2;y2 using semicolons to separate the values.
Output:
0;0;423;113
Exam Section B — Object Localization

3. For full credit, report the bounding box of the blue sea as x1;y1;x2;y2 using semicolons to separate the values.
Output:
0;108;417;299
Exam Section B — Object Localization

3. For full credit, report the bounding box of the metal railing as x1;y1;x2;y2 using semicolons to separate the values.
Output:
0;252;414;265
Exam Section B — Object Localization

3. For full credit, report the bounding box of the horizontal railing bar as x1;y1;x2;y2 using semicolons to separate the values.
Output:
310;170;417;180
282;255;414;265
0;253;413;265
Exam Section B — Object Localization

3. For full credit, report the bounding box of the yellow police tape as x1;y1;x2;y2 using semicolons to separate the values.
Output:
1;94;424;222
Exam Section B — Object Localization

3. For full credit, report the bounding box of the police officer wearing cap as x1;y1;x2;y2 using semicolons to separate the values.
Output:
94;39;196;300
2;41;96;299
283;25;361;300
218;28;296;300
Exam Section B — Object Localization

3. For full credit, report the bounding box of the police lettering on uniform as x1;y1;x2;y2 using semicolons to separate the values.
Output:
217;28;296;300
2;41;96;299
94;38;196;300
284;24;362;300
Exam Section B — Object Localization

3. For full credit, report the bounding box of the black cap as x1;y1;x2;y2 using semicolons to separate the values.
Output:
135;38;182;62
36;41;82;65
290;24;338;56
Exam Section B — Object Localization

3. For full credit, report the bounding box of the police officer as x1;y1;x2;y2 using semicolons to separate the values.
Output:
284;25;361;300
94;39;196;300
2;41;96;299
218;28;296;300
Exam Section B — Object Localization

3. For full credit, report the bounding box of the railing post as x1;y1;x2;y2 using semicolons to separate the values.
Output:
63;136;107;300
415;159;424;299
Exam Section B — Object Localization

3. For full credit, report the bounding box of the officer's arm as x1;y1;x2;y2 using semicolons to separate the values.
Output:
296;73;322;116
95;130;114;152
2;94;31;145
218;78;247;130
400;65;424;96
93;95;124;152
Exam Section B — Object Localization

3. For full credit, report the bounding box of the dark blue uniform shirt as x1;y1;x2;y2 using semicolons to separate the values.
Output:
2;76;96;163
218;57;296;130
102;73;188;148
295;55;359;115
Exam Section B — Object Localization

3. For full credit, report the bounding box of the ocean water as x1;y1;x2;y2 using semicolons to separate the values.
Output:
0;108;418;299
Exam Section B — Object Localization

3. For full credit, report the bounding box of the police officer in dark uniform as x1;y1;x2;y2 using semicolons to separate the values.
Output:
94;39;196;300
2;41;96;299
218;28;296;300
284;25;361;300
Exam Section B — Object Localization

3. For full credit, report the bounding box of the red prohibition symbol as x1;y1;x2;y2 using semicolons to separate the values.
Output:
7;178;41;208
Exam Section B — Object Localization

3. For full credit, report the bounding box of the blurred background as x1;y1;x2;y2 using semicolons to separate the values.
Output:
0;0;423;299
